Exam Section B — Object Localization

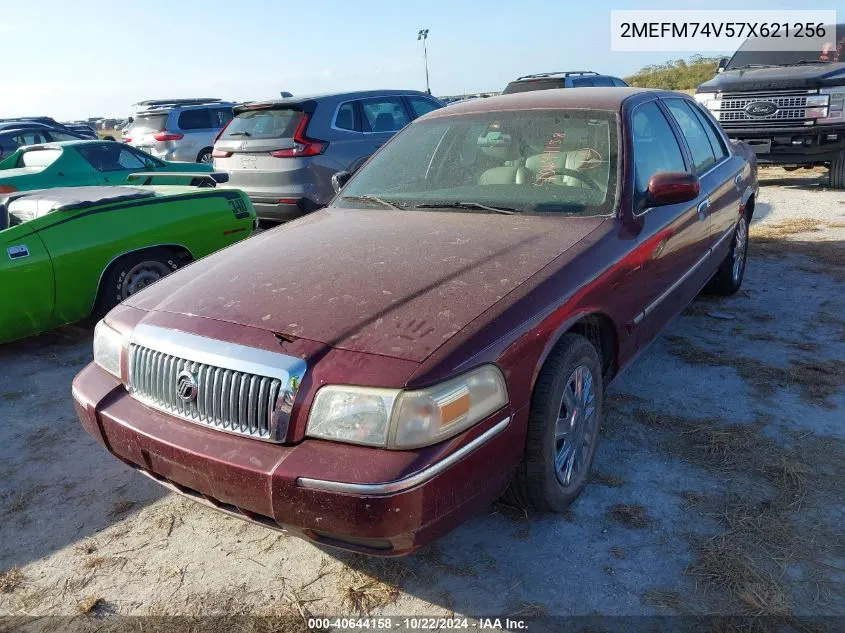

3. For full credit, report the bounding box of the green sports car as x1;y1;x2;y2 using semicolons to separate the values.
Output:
0;174;256;344
0;140;213;193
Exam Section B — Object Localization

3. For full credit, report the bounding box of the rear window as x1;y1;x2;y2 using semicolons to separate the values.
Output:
129;114;168;133
222;109;303;140
178;109;212;130
502;79;565;94
19;148;62;168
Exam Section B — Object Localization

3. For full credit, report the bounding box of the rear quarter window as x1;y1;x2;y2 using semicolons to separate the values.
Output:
223;109;303;140
19;148;62;168
177;109;212;130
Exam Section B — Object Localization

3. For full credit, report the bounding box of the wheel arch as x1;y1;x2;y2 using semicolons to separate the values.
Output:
533;310;620;392
91;243;194;311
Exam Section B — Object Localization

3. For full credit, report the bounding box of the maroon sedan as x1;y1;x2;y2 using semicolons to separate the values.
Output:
73;88;758;556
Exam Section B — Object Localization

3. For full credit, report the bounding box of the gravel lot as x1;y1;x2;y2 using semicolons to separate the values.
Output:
1;168;844;630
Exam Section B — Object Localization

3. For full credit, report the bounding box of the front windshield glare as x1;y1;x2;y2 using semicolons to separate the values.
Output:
335;109;619;216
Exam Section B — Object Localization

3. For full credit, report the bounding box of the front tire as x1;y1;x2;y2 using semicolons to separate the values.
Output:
503;333;603;512
94;249;183;318
705;214;748;296
831;150;845;190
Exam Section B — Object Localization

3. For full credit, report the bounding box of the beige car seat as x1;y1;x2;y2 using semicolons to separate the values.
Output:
477;131;528;185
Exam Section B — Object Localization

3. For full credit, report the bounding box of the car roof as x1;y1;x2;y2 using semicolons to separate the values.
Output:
237;89;435;110
425;87;671;117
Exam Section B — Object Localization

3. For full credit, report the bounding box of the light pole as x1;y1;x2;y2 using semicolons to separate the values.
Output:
417;28;430;95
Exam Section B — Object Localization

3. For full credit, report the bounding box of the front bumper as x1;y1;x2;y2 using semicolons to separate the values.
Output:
72;363;524;556
723;127;845;164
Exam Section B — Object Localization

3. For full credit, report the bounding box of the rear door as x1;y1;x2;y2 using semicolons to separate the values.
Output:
176;108;213;159
629;100;712;347
662;98;741;253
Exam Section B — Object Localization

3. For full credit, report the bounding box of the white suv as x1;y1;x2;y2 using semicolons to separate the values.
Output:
124;99;234;163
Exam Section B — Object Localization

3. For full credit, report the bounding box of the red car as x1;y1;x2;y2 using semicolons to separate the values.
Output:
73;88;758;556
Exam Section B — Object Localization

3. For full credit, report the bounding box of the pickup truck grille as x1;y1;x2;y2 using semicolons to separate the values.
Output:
127;344;283;440
713;90;817;129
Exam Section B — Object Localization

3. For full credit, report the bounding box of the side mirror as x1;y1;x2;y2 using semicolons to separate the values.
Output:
647;172;700;206
717;57;729;73
331;170;352;193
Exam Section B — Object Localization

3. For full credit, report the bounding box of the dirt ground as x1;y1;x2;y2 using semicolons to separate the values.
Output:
1;167;844;631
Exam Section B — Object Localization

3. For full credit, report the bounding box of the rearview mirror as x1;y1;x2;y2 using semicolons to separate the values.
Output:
717;57;729;73
331;170;352;193
647;172;700;206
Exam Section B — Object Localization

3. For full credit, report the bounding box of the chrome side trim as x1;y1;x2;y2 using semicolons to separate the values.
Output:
297;416;511;496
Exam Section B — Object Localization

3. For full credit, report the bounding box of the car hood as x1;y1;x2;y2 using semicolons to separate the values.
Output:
126;207;606;362
698;63;845;92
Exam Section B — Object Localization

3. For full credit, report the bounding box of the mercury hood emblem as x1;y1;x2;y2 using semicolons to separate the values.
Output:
176;369;199;403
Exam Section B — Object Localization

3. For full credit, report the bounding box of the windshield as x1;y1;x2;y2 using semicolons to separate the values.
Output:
334;109;619;216
726;24;844;68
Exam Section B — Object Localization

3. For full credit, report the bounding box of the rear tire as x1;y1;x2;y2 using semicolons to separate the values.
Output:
197;148;213;164
93;248;183;319
502;333;603;512
831;150;845;190
705;214;748;296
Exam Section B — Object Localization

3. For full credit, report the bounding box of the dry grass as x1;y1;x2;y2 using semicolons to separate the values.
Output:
663;335;845;406
589;470;625;488
0;567;23;593
416;543;478;577
7;484;48;513
336;557;410;614
644;588;684;610
76;595;104;615
749;220;845;282
606;504;650;529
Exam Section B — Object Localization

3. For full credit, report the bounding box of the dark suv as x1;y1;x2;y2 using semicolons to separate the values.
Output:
503;71;628;94
695;24;845;188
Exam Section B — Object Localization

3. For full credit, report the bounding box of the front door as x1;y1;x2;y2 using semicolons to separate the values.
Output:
0;230;55;342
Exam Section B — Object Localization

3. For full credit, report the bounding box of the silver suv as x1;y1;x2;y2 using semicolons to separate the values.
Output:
212;90;442;222
124;99;234;163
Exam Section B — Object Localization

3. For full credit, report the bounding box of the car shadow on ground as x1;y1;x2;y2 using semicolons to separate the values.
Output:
757;167;830;192
0;326;168;570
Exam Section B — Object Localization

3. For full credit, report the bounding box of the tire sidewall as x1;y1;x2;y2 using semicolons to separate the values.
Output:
534;337;603;511
198;148;212;164
95;251;181;318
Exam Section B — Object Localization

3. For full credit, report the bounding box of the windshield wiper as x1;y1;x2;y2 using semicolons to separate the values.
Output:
729;64;777;70
228;131;250;137
413;201;519;215
782;60;832;66
341;195;404;210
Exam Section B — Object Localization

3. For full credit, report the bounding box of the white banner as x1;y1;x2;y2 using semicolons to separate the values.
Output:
610;10;838;52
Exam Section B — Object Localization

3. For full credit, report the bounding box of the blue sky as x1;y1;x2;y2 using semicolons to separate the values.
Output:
1;0;838;119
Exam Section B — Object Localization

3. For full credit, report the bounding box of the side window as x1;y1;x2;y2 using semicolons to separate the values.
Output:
571;77;595;87
611;78;628;87
360;97;411;133
592;77;614;87
334;102;359;131
407;96;441;119
116;148;146;170
126;146;163;166
689;103;729;162
177;109;212;130
664;99;717;174
14;132;47;146
210;108;233;128
48;131;80;142
631;102;687;198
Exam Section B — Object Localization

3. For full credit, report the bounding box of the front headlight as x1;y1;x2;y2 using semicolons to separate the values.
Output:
694;92;717;109
306;365;509;449
818;87;845;124
93;320;124;379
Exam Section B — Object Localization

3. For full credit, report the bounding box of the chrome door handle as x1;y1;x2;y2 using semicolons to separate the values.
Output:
734;173;742;187
697;199;710;220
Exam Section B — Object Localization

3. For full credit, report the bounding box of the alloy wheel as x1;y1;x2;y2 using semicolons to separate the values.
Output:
554;364;597;486
733;217;748;283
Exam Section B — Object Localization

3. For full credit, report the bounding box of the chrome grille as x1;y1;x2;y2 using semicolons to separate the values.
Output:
714;90;819;129
128;344;283;440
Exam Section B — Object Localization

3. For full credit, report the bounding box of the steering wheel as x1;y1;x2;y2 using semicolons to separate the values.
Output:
539;168;602;192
